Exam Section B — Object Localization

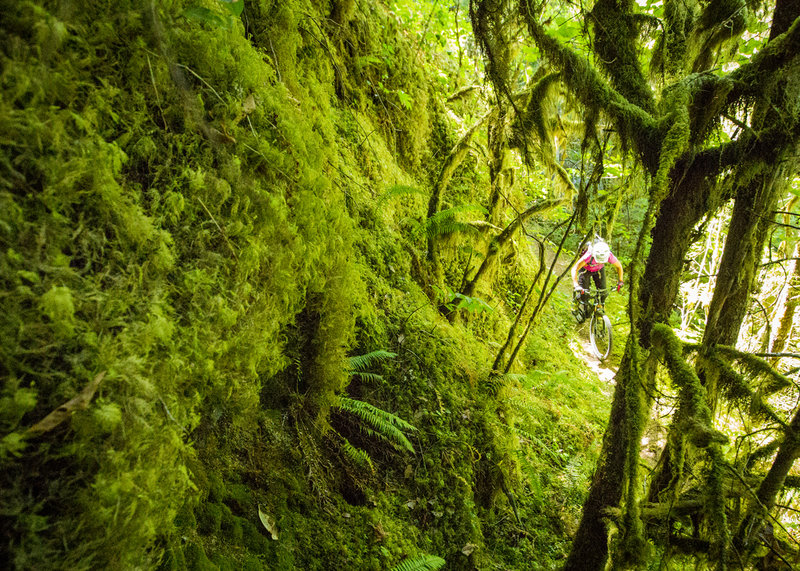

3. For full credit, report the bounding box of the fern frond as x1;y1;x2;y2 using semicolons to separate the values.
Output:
377;184;426;205
350;371;386;383
507;424;564;467
336;396;416;453
389;555;446;571
347;350;397;372
425;204;487;238
340;437;375;473
485;372;525;396
425;217;477;238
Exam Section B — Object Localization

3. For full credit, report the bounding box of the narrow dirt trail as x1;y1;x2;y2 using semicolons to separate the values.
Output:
570;324;617;392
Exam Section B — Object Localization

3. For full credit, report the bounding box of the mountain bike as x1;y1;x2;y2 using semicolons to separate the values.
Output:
575;288;613;360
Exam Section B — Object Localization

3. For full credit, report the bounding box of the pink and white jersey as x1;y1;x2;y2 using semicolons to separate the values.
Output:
579;250;618;273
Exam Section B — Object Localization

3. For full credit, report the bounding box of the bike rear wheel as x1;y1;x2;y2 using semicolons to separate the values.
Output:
589;313;613;360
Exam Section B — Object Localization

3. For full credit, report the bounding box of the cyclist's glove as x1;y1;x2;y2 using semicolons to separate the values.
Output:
616;281;624;292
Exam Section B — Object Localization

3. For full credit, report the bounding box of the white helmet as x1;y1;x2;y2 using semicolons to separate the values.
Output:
592;240;611;263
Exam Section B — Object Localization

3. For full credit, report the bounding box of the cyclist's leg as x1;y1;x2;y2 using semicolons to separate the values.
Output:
578;269;591;317
595;268;607;304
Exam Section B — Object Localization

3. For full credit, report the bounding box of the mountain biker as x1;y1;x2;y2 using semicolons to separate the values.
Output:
571;238;624;323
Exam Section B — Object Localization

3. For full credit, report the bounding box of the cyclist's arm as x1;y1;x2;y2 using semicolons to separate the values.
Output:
610;258;624;282
571;259;587;287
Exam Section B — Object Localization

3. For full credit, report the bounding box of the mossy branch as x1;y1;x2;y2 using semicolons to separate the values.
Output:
706;354;787;427
650;324;725;447
520;14;659;168
726;15;800;106
712;345;793;395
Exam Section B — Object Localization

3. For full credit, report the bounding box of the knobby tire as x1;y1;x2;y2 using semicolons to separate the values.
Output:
589;313;613;361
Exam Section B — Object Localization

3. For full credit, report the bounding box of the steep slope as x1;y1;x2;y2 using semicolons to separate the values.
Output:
0;1;612;569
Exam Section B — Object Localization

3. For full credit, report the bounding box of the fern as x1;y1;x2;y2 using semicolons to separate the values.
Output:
485;372;526;396
507;424;565;467
347;350;397;373
424;204;486;238
336;396;416;453
389;555;446;571
377;184;426;205
340;436;375;473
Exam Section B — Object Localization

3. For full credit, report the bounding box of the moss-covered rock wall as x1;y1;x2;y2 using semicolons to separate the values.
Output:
0;1;608;569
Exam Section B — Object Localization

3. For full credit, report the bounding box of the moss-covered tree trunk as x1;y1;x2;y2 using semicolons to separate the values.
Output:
461;197;563;300
486;105;513;225
733;407;800;554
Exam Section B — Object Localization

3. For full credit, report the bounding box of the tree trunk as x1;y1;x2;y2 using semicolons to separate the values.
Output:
702;170;784;350
569;154;725;569
486;106;513;225
733;407;800;554
770;245;800;357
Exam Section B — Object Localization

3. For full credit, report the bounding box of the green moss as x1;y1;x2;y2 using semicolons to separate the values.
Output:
242;555;267;571
197;503;223;535
242;519;271;553
174;503;198;530
221;510;244;543
184;542;216;571
159;543;187;571
210;552;236;571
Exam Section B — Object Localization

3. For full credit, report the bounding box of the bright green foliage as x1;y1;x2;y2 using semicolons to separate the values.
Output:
389;554;446;571
0;0;619;569
336;396;416;454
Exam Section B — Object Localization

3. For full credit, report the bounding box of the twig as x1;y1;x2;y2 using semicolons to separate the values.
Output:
146;54;168;129
159;397;186;432
26;371;106;436
753;351;800;359
197;197;239;261
176;63;225;104
269;39;282;83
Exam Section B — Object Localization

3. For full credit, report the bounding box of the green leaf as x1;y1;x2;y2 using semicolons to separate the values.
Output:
397;90;413;109
219;0;245;17
336;396;416;453
184;6;229;28
389;555;446;571
257;504;279;540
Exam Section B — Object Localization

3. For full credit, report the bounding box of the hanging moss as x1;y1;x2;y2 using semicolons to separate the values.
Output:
588;0;655;113
651;325;722;443
706;354;786;426
714;345;793;394
650;0;699;79
689;0;748;72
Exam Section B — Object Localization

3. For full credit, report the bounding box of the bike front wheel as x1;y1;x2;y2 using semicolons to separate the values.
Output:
589;313;613;361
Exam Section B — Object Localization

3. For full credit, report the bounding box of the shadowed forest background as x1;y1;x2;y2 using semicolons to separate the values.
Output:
2;0;800;569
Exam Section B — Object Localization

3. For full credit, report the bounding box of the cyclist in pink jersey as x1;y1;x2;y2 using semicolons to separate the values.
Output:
570;238;624;323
